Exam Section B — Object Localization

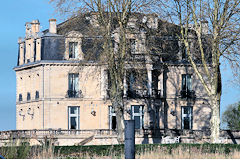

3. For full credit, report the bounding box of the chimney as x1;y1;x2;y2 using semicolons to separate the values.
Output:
25;22;31;38
31;20;40;34
49;19;57;34
201;20;208;34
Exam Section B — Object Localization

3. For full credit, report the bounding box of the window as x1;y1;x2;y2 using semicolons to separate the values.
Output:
129;71;136;91
127;70;148;98
19;94;22;102
69;42;78;59
35;91;39;100
131;105;144;129
109;106;116;130
68;106;80;129
181;74;195;99
182;74;192;91
181;106;193;129
27;92;31;101
130;39;136;54
68;73;79;98
181;45;187;60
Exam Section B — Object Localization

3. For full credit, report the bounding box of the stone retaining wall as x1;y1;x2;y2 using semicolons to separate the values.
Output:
1;129;240;146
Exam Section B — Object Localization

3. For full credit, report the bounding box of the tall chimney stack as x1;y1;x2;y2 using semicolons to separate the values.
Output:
201;20;208;34
31;20;40;35
49;19;57;34
25;22;31;38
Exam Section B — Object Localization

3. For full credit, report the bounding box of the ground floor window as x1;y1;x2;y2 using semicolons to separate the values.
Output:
181;106;193;129
68;106;80;129
109;106;116;130
131;105;144;129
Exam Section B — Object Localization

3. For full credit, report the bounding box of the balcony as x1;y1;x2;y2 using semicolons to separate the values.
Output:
152;89;162;99
180;90;196;99
127;89;148;98
105;88;162;99
66;90;83;98
127;89;162;99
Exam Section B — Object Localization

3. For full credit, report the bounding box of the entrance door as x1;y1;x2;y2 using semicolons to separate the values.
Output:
68;106;80;129
181;106;192;129
131;105;144;129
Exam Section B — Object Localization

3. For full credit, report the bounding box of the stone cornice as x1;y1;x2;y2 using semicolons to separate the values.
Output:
13;60;104;71
13;60;211;71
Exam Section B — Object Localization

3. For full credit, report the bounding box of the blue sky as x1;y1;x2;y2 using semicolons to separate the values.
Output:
0;0;239;131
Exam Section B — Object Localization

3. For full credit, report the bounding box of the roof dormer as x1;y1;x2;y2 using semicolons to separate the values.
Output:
65;31;83;60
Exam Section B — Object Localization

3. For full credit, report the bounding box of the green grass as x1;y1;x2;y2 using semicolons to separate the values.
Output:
1;143;240;158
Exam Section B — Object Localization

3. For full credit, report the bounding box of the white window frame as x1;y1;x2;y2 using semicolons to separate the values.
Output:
182;74;192;91
131;105;144;129
69;42;79;59
68;73;79;98
65;32;83;60
109;106;116;130
68;106;80;130
181;106;193;130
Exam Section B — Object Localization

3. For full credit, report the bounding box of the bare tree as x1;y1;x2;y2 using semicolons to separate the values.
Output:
49;0;156;143
159;0;240;142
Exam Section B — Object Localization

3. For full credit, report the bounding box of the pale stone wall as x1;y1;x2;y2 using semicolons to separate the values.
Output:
164;66;211;130
165;65;209;98
15;63;211;131
16;64;153;130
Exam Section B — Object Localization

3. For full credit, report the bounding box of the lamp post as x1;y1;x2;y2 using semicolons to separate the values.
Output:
124;120;135;159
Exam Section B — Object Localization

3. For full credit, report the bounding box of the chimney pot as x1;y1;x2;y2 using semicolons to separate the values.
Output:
49;19;57;34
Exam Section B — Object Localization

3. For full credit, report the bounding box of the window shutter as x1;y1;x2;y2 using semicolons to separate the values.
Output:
75;74;79;91
74;42;78;58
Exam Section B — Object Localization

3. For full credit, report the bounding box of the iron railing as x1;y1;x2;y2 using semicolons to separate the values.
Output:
180;90;196;99
66;90;83;98
127;89;162;99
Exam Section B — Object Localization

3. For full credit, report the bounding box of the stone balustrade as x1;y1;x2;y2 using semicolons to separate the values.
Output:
1;129;240;146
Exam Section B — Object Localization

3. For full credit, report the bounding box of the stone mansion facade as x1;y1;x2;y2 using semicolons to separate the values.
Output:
14;13;211;132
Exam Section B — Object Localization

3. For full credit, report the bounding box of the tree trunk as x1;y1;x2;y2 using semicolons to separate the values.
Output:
112;98;125;144
210;95;220;143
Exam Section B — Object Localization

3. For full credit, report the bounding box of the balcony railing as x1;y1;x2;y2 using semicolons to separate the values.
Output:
66;90;83;98
106;88;162;99
180;90;196;99
127;89;162;99
127;89;148;98
152;89;162;99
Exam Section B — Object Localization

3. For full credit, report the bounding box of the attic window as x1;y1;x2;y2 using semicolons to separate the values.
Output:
130;39;136;54
69;42;78;59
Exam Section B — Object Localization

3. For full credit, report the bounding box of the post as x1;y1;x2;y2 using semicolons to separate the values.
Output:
147;64;152;96
123;71;127;97
124;120;135;159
